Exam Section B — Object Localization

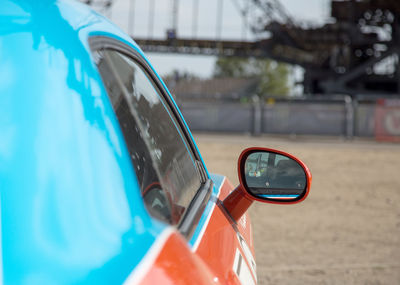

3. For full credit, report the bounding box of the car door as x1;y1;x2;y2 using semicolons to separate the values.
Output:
89;36;257;285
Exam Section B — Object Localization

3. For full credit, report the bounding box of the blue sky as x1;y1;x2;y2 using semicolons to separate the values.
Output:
109;0;330;78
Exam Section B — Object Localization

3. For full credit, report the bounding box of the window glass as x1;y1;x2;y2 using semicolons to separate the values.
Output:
95;49;201;225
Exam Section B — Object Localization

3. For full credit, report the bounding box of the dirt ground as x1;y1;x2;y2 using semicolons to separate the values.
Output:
194;133;400;285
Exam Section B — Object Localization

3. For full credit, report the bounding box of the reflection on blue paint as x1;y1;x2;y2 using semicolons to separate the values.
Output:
0;0;166;283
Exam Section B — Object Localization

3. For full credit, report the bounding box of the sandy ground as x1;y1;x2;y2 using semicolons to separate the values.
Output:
194;133;400;285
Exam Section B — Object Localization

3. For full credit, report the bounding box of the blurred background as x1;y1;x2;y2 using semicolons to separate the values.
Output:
84;0;400;283
84;0;400;142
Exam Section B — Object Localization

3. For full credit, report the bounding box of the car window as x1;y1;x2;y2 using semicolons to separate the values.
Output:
94;49;201;225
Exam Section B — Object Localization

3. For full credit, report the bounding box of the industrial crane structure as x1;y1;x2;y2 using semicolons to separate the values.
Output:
84;0;400;96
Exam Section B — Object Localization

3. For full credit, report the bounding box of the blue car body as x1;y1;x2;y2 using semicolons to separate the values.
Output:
0;0;217;283
1;0;312;284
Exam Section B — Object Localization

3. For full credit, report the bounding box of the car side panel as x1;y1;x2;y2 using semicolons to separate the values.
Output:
193;175;257;285
217;177;255;254
128;230;217;285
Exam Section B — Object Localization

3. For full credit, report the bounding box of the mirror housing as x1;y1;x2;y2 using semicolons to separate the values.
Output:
223;147;312;221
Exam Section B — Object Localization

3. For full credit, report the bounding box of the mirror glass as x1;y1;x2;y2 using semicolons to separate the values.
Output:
244;151;307;200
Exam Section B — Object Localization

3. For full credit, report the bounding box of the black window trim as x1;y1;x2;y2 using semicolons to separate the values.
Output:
89;35;213;240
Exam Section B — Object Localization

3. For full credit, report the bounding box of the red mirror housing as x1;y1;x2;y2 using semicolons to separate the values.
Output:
223;147;312;221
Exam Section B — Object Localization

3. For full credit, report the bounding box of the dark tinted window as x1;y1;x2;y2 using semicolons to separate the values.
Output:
95;49;201;225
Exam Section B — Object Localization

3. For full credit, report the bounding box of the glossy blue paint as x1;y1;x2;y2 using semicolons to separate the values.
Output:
0;0;167;283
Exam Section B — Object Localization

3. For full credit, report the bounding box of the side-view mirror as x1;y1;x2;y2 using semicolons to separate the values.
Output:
223;147;312;221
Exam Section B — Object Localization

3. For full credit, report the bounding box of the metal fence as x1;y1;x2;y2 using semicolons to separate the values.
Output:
178;97;380;138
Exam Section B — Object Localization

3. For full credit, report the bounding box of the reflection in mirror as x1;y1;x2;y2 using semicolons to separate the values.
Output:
244;151;306;200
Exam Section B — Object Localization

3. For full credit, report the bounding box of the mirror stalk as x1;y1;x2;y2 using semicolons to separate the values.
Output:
223;185;253;221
